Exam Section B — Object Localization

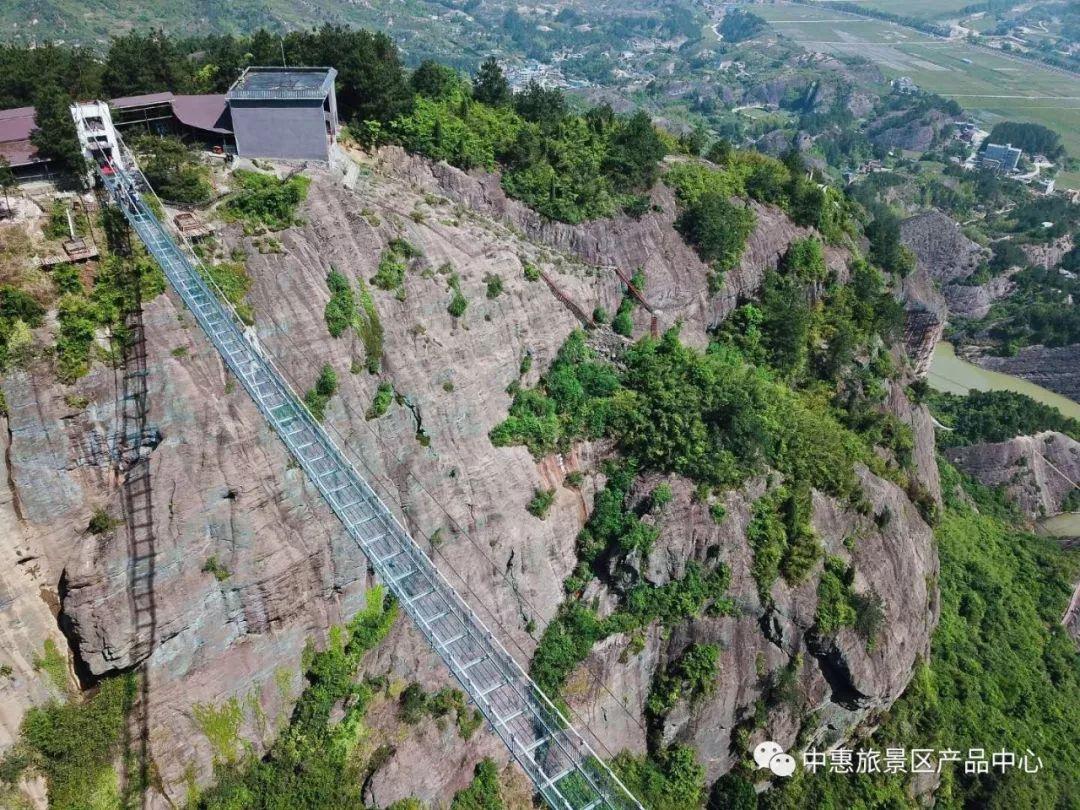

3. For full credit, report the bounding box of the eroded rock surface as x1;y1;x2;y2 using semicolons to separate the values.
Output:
900;210;994;319
946;432;1080;520
565;468;937;782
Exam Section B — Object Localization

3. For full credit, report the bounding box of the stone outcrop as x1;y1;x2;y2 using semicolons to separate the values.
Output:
900;210;986;289
1022;234;1073;270
868;109;952;153
565;468;937;781
945;432;1080;521
939;273;1015;320
903;307;945;377
371;147;849;348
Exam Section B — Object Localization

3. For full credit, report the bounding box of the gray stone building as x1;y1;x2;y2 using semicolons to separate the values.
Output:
226;67;339;162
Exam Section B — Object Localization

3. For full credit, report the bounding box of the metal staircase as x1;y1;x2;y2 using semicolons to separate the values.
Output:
92;134;643;810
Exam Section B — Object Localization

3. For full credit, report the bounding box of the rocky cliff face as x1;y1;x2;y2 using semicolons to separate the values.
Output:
946;432;1080;521
900;210;997;319
371;147;850;347
899;211;1080;401
1;152;941;806
566;469;937;782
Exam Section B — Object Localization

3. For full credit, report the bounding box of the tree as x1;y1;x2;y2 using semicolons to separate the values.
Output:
760;271;810;377
0;155;14;214
472;57;511;107
719;9;767;43
134;135;211;204
603;110;666;193
710;773;758;809
410;60;459;100
706;139;732;165
285;25;411;124
30;87;86;177
674;191;756;267
514;80;567;129
987;121;1065;160
101;30;188;97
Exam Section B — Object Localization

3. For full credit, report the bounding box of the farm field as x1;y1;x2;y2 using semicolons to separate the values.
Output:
829;0;975;19
754;3;1080;186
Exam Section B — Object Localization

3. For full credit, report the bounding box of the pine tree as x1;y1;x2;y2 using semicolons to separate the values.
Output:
30;87;86;177
471;57;511;107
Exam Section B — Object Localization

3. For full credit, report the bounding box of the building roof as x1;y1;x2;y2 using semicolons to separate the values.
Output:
226;66;336;101
0;106;41;167
172;95;231;135
0;138;39;167
110;91;176;109
0;106;37;144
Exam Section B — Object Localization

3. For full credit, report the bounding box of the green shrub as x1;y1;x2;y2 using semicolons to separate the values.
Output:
396;683;479;740
484;273;503;299
134;134;212;204
221;170;310;231
814;556;857;636
398;683;428;724
355;279;384;373
612;301;634;337
526;488;555;519
201;260;254;325
372;249;407;293
447;273;468;317
50;254;165;383
611;746;705;810
366;382;394;420
87;507;120;535
522;261;540;282
303;363;338;421
324;269;355;338
201;556;230;582
32;640;69;694
646;643;719;721
490;330;620;457
747;485;820;604
532;562;730;699
650;483;673;510
451;758;504;810
675;191;756;269
14;672;134;810
192;698;244;765
448;289;467;317
196;587;397;808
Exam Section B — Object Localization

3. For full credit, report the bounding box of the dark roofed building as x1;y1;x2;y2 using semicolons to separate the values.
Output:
226;66;338;162
1;64;338;182
0;106;50;179
109;92;233;147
